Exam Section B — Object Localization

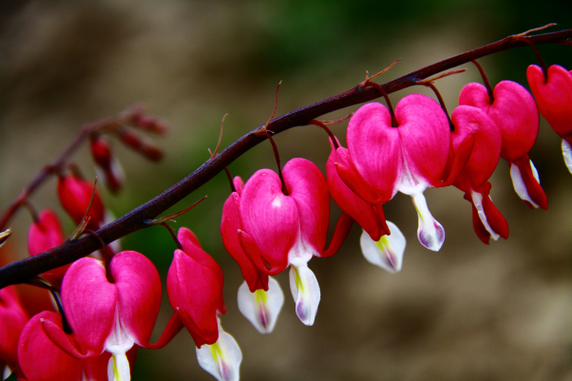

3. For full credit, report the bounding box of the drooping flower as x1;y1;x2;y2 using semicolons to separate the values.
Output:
58;250;161;380
450;105;508;244
527;64;572;173
167;228;242;381
27;209;68;286
90;136;125;194
167;228;225;348
342;95;450;251
57;174;106;231
0;286;29;376
221;176;285;333
459;81;547;209
326;138;406;273
221;176;269;292
235;158;330;325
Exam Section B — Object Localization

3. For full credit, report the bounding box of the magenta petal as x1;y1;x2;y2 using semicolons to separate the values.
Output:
62;257;117;353
0;286;29;370
335;146;386;203
179;225;202;250
222;192;269;291
460;81;539;161
283;158;329;257
18;311;83;381
451;105;502;192
396;94;450;189
110;251;161;348
527;64;572;138
346;102;402;200
167;248;223;348
326;144;386;241
240;169;298;273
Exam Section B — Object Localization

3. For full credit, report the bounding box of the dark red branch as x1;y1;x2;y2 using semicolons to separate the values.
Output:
0;28;570;290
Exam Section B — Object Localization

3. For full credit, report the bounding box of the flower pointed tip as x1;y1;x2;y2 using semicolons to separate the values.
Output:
360;221;406;273
418;221;445;252
562;139;572;175
237;278;284;334
289;265;320;326
196;325;242;381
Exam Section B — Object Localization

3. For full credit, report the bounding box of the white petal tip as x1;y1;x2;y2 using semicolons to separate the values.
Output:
561;139;572;175
237;278;284;334
509;161;539;208
360;222;406;273
196;325;242;381
289;265;320;326
411;193;445;251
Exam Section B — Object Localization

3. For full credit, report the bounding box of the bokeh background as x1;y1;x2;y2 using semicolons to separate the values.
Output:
1;1;572;380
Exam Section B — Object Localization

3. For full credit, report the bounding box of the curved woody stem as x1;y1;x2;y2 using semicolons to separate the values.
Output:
0;28;571;290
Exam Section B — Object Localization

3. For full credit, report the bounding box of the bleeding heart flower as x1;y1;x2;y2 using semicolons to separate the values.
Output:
57;174;106;231
450;105;508;244
326;138;406;273
459;81;547;209
0;286;29;375
60;251;161;381
27;209;69;286
527;64;572;174
90;136;125;194
167;228;225;348
167;228;242;381
221;176;269;292
236;158;331;325
343;95;450;251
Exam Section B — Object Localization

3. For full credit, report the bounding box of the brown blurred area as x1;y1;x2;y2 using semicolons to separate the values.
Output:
1;1;571;380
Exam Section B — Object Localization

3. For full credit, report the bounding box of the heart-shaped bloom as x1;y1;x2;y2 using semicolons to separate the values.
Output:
343;95;450;251
222;177;286;333
450;105;508;244
326;138;406;273
459;81;546;209
0;286;28;375
167;228;242;381
221;176;269;292
527;64;572;173
167;227;225;348
57;174;106;231
60;250;161;380
27;209;68;286
236;158;330;325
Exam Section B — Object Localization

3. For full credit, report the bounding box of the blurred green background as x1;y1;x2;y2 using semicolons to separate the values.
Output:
1;0;572;380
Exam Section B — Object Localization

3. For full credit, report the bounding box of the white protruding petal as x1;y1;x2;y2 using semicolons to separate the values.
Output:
105;312;135;356
561;139;572;175
196;320;242;381
289;264;320;326
107;352;131;381
411;192;445;251
509;161;539;208
237;277;284;334
471;191;499;241
3;365;11;380
360;221;406;273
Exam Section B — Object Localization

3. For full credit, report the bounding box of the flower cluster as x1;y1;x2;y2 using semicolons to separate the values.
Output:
1;31;571;381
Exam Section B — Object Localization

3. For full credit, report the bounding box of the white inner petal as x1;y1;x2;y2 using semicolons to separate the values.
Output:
509;161;539;208
470;190;499;241
359;221;406;273
561;139;572;175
